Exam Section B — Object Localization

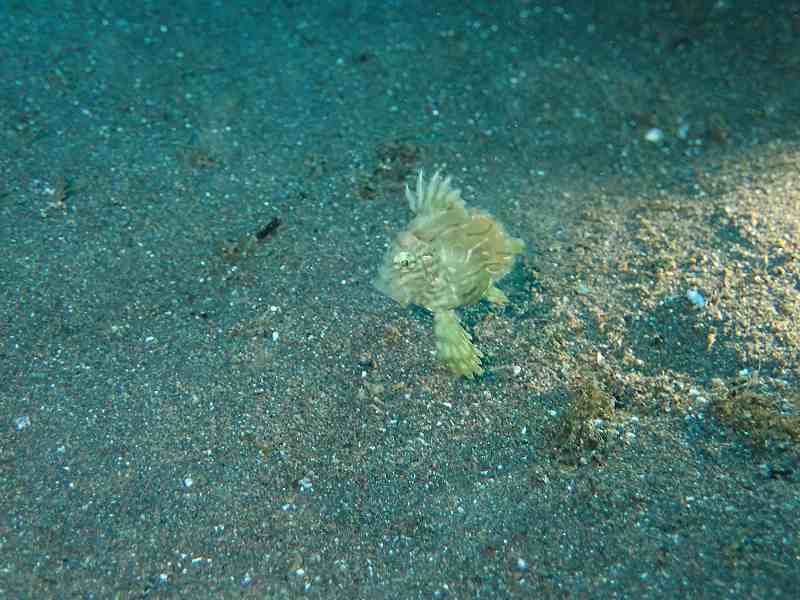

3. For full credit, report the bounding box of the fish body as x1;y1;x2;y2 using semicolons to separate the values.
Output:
375;171;524;377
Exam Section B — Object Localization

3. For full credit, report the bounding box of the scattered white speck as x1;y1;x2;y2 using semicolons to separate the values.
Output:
644;127;664;144
686;288;705;308
272;331;279;342
644;128;665;143
512;365;522;376
298;477;313;492
14;415;31;431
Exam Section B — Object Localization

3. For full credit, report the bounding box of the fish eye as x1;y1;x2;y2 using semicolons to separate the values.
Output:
394;251;411;267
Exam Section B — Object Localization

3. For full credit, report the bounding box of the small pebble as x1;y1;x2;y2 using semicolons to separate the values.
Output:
644;127;665;143
686;288;705;309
